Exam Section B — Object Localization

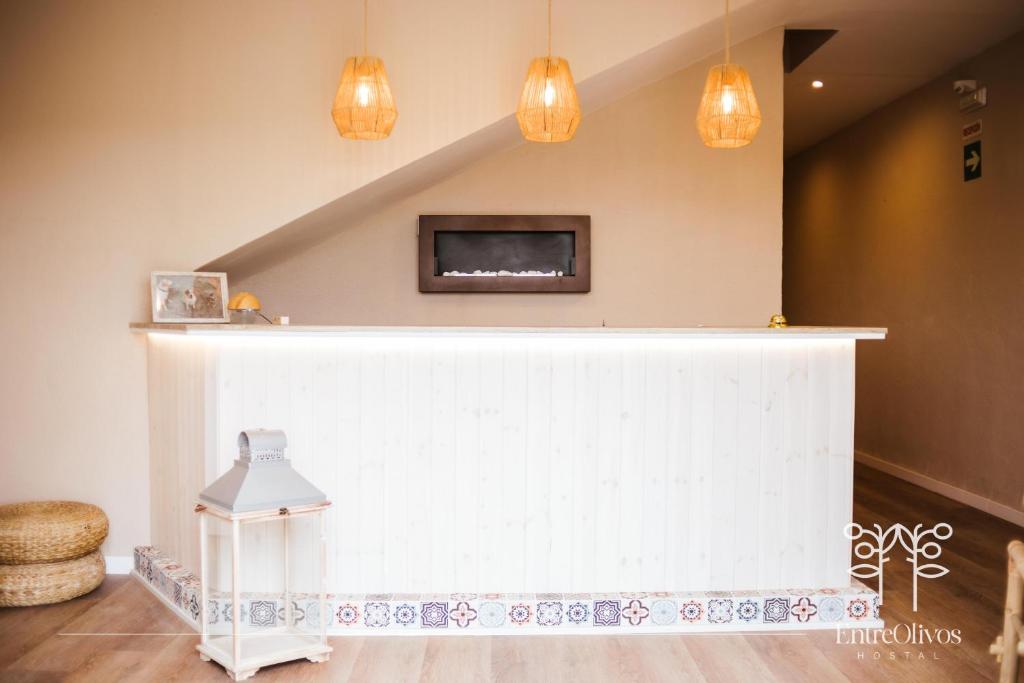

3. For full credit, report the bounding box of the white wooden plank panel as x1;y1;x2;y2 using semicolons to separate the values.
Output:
733;344;763;590
453;348;481;591
665;346;693;590
618;352;646;589
382;348;410;590
500;348;528;592
357;349;386;591
687;347;715;589
782;343;810;587
429;346;457;592
570;350;599;589
757;344;787;589
524;348;553;591
594;350;623;591
477;348;504;591
333;347;359;591
710;346;739;590
640;349;668;590
405;348;433;592
547;349;575;590
805;344;832;586
827;341;856;586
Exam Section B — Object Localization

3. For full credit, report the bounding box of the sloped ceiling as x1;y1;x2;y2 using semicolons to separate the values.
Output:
201;0;1024;276
784;1;1024;157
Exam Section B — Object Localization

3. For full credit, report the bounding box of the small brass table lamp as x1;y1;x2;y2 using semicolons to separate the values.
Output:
228;291;272;324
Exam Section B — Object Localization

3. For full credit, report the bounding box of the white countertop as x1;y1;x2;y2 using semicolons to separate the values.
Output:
130;323;886;340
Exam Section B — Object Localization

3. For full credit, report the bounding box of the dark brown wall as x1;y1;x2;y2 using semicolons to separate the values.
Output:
784;31;1024;511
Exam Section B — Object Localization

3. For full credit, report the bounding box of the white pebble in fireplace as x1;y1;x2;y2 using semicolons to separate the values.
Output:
441;269;564;277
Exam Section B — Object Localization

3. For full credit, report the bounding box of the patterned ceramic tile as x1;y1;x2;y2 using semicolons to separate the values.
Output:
763;597;790;624
536;601;563;626
478;601;506;628
449;601;477;628
593;600;620;626
421;602;448;628
621;599;650;626
364;601;390;627
650;599;677;625
566;602;589;625
791;597;817;623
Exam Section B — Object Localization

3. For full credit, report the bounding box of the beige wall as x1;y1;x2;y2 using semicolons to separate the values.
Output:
0;0;782;560
235;29;784;328
784;32;1024;512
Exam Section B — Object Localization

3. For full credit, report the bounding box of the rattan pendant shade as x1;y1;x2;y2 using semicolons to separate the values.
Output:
516;0;581;143
695;0;761;148
516;57;581;143
332;56;397;140
332;0;397;141
695;63;761;148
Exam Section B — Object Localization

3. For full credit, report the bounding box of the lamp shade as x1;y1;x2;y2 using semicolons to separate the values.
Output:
199;430;327;513
332;56;398;140
695;63;761;148
516;57;581;143
227;291;261;312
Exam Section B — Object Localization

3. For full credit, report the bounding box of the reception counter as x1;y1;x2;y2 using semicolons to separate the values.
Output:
132;324;886;634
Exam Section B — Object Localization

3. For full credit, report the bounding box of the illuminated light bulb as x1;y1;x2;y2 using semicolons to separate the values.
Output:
544;79;556;106
812;80;824;89
721;87;736;114
357;82;371;106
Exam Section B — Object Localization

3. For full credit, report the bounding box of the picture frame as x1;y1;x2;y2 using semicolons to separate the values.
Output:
150;271;229;323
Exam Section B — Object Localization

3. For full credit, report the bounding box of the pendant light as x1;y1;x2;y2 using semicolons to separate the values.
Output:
695;0;761;148
332;0;397;140
515;0;581;143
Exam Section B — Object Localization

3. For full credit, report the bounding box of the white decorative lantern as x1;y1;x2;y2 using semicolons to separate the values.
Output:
195;430;331;681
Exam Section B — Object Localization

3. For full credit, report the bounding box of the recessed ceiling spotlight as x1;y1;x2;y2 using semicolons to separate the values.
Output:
811;80;824;89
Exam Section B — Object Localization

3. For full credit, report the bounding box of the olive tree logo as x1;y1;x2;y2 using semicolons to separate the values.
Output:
844;522;952;611
898;523;953;612
844;522;904;605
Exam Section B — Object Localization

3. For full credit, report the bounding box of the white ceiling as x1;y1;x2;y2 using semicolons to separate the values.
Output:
781;1;1024;157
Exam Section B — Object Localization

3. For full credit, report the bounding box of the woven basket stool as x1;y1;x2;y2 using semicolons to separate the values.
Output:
0;550;105;607
0;501;108;565
0;501;108;606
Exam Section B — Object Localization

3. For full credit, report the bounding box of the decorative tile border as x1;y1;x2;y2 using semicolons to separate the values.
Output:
134;546;883;635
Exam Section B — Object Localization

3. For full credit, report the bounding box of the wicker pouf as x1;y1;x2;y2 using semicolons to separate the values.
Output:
0;501;108;565
0;550;105;607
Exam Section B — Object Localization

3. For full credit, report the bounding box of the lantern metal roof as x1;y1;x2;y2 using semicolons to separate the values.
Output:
199;429;326;513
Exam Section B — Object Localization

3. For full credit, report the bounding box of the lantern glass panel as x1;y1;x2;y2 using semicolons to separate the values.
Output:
199;510;329;678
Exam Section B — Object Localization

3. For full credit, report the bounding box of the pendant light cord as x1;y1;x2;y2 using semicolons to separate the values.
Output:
547;0;552;59
363;0;368;55
724;0;731;65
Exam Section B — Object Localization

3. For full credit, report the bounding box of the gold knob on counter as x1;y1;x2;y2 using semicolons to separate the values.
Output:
768;313;788;328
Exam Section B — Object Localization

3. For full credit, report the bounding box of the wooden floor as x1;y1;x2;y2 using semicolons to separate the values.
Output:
1;464;1019;682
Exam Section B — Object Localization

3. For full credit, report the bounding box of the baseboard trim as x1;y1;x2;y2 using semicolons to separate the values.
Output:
131;570;200;632
104;555;133;575
855;450;1024;528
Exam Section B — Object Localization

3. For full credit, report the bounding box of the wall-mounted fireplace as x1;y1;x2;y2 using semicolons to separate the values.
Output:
418;215;591;293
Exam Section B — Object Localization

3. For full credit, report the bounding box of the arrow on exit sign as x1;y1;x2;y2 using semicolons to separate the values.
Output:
963;141;982;182
965;150;980;172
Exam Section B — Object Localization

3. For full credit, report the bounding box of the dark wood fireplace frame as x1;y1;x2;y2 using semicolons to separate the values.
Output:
418;215;591;293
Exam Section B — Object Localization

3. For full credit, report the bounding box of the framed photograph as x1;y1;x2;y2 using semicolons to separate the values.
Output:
150;271;229;323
